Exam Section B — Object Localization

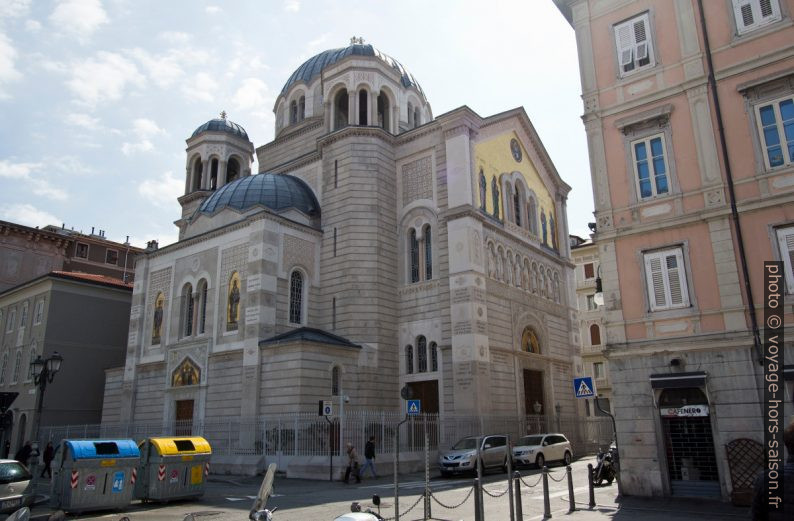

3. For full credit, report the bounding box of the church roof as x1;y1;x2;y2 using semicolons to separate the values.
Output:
196;172;320;217
281;42;423;96
191;117;249;140
259;327;360;348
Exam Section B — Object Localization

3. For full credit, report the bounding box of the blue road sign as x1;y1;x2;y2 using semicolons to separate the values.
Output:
407;399;421;415
573;377;597;398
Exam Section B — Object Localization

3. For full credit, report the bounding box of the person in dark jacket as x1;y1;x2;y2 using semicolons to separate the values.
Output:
14;441;32;466
359;436;377;479
751;421;794;520
40;442;54;478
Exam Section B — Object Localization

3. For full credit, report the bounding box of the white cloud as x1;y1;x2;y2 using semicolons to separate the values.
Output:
182;71;217;102
66;112;100;128
126;46;212;89
0;159;41;179
66;51;143;107
30;179;67;200
284;0;300;13
158;31;191;45
121;140;153;155
25;19;41;32
232;78;271;111
121;118;166;155
49;0;108;42
0;32;21;98
0;203;60;228
205;5;221;14
0;159;69;200
138;170;183;207
0;0;31;19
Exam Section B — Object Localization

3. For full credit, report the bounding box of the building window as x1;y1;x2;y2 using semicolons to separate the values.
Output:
298;96;305;121
106;249;119;265
5;310;14;333
25;343;35;382
593;362;605;380
733;0;781;35
75;242;89;258
527;195;537;235
417;336;427;373
614;13;654;77
414;107;420;127
405;345;414;374
34;300;44;325
11;351;21;384
513;190;522;227
586;294;598;311
408;226;433;284
198;280;208;334
584;263;595;280
644;247;690;311
332;366;340;396
359;90;368;125
289;270;304;325
430;342;438;372
632;134;669;199
19;303;28;329
409;229;420;283
290;100;298;124
775;225;794;292
756;96;794;169
181;283;194;337
590;324;602;346
424;225;433;280
0;353;7;385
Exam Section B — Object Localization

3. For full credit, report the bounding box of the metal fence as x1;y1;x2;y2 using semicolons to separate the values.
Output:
38;412;612;459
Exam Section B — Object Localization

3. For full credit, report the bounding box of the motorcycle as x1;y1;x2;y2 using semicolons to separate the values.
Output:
592;444;617;486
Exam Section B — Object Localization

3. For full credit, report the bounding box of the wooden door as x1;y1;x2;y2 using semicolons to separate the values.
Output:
407;380;439;413
523;370;544;416
175;399;194;436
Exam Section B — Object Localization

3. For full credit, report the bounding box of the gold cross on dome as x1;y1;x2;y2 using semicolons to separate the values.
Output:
220;110;227;120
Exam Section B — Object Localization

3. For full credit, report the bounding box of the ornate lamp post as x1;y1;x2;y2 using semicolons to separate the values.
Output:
30;352;63;446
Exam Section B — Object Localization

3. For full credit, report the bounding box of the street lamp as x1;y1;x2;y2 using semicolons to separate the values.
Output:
30;352;63;449
594;265;604;306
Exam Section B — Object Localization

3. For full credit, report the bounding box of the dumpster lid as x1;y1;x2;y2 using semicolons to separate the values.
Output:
64;439;140;459
148;437;212;456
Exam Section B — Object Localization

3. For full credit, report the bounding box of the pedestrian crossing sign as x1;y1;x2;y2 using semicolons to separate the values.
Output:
573;377;596;398
407;399;421;415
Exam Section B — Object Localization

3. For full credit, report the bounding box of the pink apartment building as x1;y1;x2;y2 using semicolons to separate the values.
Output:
555;0;794;500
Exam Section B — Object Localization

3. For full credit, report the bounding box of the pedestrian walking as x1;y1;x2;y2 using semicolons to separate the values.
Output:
14;441;32;466
343;442;361;484
40;442;54;478
359;436;378;479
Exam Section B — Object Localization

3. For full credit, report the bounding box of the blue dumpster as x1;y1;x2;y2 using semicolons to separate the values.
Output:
50;439;140;513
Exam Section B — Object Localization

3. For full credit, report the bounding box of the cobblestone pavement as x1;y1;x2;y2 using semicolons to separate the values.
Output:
18;457;749;521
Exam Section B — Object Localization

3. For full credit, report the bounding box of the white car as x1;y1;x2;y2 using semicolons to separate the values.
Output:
512;433;572;468
0;460;33;513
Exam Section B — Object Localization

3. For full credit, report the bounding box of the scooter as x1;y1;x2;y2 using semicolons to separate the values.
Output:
592;445;617;486
332;495;385;521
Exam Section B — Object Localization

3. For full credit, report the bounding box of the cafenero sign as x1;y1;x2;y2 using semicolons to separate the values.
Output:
661;405;709;417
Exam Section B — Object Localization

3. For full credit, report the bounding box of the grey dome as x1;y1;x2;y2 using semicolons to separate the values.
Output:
281;43;423;96
191;118;249;140
196;173;319;217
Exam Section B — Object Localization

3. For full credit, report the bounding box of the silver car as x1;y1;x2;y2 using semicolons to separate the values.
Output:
438;435;509;477
0;460;32;513
512;433;573;468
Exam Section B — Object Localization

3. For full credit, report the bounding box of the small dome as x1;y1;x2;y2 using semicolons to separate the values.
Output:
191;117;249;140
196;173;320;217
281;42;423;97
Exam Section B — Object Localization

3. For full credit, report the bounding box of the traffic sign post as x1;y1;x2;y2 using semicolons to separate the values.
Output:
573;377;596;399
407;399;421;415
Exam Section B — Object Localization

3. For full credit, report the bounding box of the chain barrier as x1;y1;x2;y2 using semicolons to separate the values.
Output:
482;483;510;498
384;491;425;520
547;469;568;482
518;472;543;488
430;485;475;510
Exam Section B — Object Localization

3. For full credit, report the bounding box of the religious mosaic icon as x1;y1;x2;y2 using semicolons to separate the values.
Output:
151;292;164;344
510;138;522;162
172;358;200;387
227;272;241;331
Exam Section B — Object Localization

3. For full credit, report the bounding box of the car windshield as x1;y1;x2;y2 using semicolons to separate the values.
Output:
0;462;31;483
451;438;478;450
517;436;544;446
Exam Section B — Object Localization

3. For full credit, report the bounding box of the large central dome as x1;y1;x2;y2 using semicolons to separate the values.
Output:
281;42;423;95
196;173;320;217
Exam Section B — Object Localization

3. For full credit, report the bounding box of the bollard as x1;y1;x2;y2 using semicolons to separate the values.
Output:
542;466;551;519
473;477;482;521
566;465;576;513
513;471;523;520
587;463;596;508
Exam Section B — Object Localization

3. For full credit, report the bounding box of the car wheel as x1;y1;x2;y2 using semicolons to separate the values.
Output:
535;453;545;468
563;451;572;466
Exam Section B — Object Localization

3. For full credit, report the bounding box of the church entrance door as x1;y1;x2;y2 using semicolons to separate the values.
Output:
406;380;439;414
523;369;545;416
175;399;194;436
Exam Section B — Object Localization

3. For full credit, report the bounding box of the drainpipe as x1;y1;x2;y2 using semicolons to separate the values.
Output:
696;0;762;364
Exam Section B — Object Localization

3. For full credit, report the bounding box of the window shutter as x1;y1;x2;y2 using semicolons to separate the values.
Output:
645;253;667;310
736;0;755;29
665;251;688;306
615;22;633;68
760;0;774;17
776;227;794;292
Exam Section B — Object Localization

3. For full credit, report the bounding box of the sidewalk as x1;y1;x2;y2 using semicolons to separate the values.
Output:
556;496;749;521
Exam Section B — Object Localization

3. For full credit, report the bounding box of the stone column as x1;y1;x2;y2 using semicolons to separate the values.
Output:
219;160;228;188
371;91;378;127
347;91;356;127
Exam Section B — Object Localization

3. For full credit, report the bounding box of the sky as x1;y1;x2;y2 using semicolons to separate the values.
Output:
0;0;592;248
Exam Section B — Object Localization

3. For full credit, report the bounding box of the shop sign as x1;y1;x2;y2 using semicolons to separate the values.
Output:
661;405;709;417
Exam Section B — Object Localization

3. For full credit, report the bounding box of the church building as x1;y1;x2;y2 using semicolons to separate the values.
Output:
103;39;579;434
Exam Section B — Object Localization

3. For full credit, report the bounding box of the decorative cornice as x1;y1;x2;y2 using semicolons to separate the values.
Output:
268;117;324;147
317;125;396;149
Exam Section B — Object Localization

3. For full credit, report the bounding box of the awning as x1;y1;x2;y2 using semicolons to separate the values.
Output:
650;371;707;389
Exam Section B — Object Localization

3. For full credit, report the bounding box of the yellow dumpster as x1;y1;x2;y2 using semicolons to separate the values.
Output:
134;437;211;502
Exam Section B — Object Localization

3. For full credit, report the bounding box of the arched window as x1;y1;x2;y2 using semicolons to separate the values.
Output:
423;225;432;280
290;100;298;124
19;303;27;329
198;280;208;334
590;324;601;346
417;336;427;373
210;159;219;190
25;343;36;382
409;229;420;283
513;190;522;227
358;89;368;125
405;345;414;374
0;353;7;385
331;366;340;396
289;270;304;324
407;103;413;128
192;157;203;192
377;92;390;132
298;96;305;121
11;351;21;383
430;342;438;371
334;89;348;130
527;196;537;235
521;326;541;354
181;283;194;337
414;107;420;128
227;158;240;183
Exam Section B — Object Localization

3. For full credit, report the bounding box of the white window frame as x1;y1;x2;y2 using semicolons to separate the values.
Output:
755;95;794;170
19;303;28;329
776;225;794;293
75;242;89;259
0;353;7;385
288;268;307;326
106;249;119;265
33;300;44;325
631;133;670;200
733;0;782;35
593;362;605;380
5;309;15;333
644;247;691;311
10;350;21;384
586;294;598;311
614;12;655;78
